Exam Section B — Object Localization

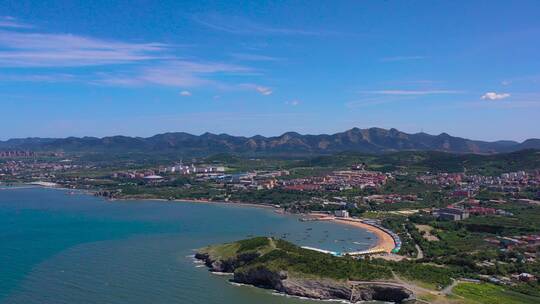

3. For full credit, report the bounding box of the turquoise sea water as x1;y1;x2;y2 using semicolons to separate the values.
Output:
0;187;376;304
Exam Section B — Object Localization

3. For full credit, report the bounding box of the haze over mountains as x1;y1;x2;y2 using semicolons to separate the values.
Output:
1;128;539;156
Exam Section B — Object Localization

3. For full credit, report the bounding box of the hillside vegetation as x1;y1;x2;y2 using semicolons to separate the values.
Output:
2;127;539;156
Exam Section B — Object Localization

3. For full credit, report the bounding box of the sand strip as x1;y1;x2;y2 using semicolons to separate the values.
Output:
331;218;396;253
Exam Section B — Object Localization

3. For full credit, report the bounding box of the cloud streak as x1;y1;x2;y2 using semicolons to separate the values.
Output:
345;96;417;108
481;92;510;100
192;13;331;36
361;90;462;96
229;53;282;61
0;16;32;29
285;100;300;106
0;73;76;83
256;86;273;95
0;20;269;91
380;56;425;62
236;83;274;95
0;28;168;67
97;60;253;87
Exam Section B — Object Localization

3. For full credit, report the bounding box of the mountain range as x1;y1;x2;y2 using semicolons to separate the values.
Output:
1;128;538;156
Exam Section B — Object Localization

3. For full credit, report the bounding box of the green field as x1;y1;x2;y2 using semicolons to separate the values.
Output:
453;282;540;304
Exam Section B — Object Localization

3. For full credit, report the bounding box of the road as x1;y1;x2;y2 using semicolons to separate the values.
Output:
441;279;459;296
415;244;424;259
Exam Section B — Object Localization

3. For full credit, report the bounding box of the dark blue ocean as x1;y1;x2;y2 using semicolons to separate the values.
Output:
0;187;376;304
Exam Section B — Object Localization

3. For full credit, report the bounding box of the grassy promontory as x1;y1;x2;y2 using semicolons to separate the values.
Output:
198;237;393;281
196;237;417;303
196;237;540;304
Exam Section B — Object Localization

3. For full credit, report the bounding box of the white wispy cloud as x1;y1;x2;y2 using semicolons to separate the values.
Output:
345;96;417;108
0;27;168;67
256;86;273;95
0;19;272;93
496;74;540;86
395;80;443;85
97;61;252;87
362;90;462;95
0;16;32;29
286;100;300;106
191;13;331;36
380;56;425;62
180;90;192;96
237;83;274;95
229;53;281;61
0;73;76;82
346;89;462;108
481;92;510;100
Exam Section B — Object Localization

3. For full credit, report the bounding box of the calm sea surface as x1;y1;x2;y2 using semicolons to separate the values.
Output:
0;187;376;304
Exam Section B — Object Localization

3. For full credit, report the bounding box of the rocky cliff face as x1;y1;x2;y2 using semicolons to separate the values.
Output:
194;251;260;273
195;251;416;304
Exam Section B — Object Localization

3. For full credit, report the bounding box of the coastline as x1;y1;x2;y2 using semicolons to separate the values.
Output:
116;195;281;211
121;197;397;254
13;183;394;254
299;213;397;254
195;242;416;303
332;218;396;253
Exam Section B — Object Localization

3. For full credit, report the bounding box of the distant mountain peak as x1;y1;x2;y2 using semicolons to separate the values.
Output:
0;127;537;156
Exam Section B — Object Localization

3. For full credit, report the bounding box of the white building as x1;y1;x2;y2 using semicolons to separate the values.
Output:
334;210;350;218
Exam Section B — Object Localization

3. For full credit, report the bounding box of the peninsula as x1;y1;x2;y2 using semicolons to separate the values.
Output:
195;237;416;303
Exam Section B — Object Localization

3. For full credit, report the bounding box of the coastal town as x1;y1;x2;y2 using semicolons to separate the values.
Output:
2;150;540;293
1;147;540;304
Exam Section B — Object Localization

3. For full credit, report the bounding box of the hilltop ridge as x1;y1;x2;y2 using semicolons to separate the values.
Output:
1;127;538;156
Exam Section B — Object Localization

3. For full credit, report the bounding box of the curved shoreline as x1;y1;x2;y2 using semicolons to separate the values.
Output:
159;199;397;254
332;218;396;253
13;184;394;254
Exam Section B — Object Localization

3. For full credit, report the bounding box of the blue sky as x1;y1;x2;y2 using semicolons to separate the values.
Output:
0;0;539;141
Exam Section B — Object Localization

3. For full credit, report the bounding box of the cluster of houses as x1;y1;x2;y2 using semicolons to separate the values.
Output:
477;273;537;286
485;234;540;253
111;160;293;188
0;159;84;180
418;170;540;196
475;234;540;285
0;150;36;158
363;194;418;204
432;199;514;221
417;172;463;186
202;170;290;191
158;164;226;175
111;170;159;180
282;170;391;192
111;164;227;180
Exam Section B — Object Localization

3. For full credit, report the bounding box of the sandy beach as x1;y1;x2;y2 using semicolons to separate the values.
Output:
332;218;396;253
297;213;397;254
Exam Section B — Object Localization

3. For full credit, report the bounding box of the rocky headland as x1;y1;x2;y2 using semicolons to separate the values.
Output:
195;237;416;303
